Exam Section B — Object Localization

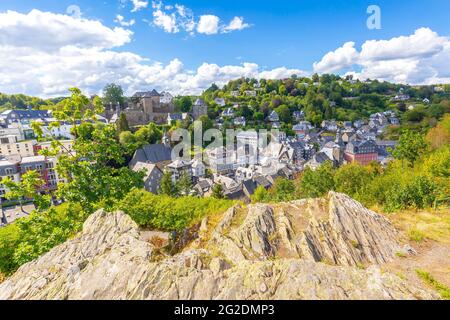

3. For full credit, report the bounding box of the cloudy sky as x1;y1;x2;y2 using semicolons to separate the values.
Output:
0;0;449;97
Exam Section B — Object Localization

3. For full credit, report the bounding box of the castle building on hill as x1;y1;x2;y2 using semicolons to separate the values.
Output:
104;89;175;126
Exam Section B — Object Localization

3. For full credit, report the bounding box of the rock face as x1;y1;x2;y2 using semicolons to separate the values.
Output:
0;192;436;300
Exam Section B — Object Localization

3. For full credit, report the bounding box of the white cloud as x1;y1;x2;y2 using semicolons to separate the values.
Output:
222;16;250;33
130;0;148;12
313;42;358;73
259;67;305;79
149;1;250;36
153;8;178;33
359;28;447;61
0;10;303;98
114;14;136;27
313;27;450;84
196;15;220;35
0;9;133;51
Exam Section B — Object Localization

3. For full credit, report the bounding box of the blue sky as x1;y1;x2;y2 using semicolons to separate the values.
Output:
0;0;449;96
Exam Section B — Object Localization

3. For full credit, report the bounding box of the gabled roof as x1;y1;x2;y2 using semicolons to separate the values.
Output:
132;89;161;97
253;174;272;189
242;179;257;195
312;152;330;164
131;162;162;179
130;143;172;166
195;98;206;106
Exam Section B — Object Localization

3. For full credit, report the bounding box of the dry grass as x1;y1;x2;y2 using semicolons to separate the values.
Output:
380;207;450;244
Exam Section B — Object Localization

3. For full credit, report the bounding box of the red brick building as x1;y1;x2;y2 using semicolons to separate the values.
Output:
344;140;378;166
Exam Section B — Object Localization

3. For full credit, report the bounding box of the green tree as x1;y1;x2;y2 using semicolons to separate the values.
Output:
102;83;125;107
212;184;225;199
31;88;143;211
299;162;335;198
160;172;177;196
116;112;130;133
334;163;373;198
176;172;192;196
174;96;193;113
251;186;269;203
269;178;297;202
275;105;292;123
392;130;428;165
2;170;50;212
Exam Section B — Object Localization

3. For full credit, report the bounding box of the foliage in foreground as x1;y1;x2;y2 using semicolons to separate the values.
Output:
0;203;87;275
116;188;234;232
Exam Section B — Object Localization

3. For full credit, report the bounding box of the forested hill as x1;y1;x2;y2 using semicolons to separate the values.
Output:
197;75;450;126
0;92;64;111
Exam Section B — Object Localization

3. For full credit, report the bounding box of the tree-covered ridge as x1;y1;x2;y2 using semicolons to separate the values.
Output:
195;75;449;128
0;92;64;111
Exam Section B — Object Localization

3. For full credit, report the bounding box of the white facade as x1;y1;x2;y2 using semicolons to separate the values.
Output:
0;136;36;157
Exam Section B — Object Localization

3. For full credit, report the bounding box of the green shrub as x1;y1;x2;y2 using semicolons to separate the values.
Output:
0;202;87;275
298;161;335;198
116;189;234;231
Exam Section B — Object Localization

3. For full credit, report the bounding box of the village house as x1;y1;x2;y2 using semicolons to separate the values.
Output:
191;159;206;179
165;159;192;184
353;119;365;129
271;122;281;129
131;162;163;194
305;152;331;170
214;98;226;107
376;140;398;164
391;94;410;101
292;110;304;121
129;136;173;169
321;120;338;132
192;98;208;120
160;91;174;104
167;113;188;125
268;111;279;122
234;116;246;127
344;140;378;165
221;108;235;118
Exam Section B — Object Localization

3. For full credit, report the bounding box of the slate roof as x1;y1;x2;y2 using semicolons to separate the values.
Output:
242;179;257;195
312;152;330;164
132;89;161;97
130;143;172;167
1;109;51;121
253;174;272;189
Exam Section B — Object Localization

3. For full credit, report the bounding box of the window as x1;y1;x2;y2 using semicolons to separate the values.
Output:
5;168;13;175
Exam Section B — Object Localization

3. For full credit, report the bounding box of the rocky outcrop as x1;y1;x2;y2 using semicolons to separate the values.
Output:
204;192;405;266
0;192;436;300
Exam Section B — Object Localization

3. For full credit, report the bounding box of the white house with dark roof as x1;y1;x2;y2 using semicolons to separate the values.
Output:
214;98;226;106
268;111;279;122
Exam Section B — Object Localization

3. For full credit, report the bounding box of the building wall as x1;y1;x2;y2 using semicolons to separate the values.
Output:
0;140;36;157
126;96;175;126
192;105;207;120
344;152;378;166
